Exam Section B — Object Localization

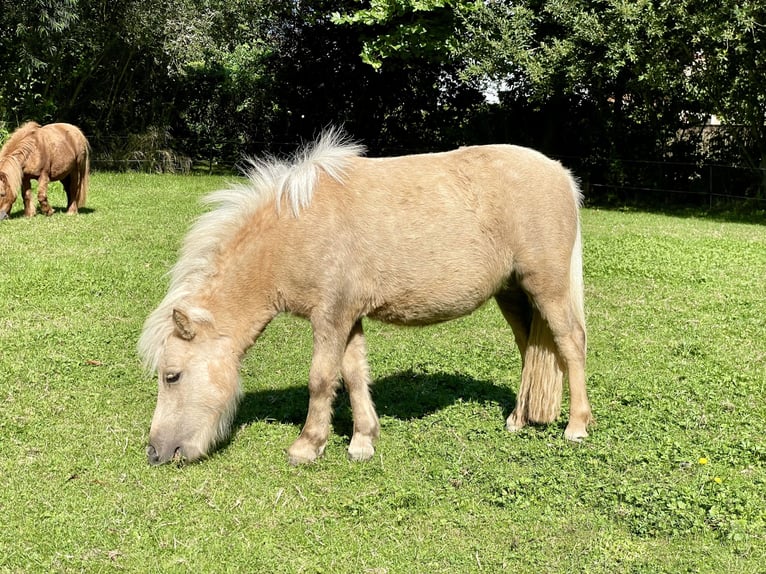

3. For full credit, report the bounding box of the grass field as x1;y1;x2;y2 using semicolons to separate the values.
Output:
0;173;764;573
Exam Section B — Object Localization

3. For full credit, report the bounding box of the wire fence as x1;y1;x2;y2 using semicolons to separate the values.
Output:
575;159;766;207
523;152;766;207
88;137;766;208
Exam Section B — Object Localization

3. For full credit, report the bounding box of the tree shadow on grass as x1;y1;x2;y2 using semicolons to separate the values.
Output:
234;369;517;438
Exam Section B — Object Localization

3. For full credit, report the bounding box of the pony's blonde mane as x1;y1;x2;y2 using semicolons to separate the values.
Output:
138;129;365;373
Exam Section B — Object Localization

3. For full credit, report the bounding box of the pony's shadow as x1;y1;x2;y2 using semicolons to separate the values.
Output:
234;370;517;439
7;205;95;218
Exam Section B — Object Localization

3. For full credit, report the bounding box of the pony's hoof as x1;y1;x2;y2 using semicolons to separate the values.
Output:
286;439;325;465
347;438;375;462
564;425;588;442
505;412;526;433
287;454;314;466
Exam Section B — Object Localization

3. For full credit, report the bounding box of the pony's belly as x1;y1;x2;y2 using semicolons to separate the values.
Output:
366;286;492;326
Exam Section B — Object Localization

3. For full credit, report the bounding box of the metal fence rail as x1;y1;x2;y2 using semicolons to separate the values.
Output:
87;137;766;207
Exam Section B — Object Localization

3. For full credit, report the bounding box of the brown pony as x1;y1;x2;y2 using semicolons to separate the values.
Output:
0;122;90;219
139;130;593;466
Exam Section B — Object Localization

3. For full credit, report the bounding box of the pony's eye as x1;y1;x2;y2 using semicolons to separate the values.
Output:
164;372;181;385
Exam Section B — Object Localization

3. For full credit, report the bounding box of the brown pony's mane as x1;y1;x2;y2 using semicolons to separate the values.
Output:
0;122;44;194
137;129;365;374
0;121;41;158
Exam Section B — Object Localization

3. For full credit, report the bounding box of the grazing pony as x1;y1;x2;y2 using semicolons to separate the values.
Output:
0;122;90;219
139;131;592;466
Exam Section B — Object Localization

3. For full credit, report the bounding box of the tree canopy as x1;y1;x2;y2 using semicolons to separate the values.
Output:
1;0;764;200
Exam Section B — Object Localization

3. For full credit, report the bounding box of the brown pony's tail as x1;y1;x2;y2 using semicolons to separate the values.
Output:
75;138;90;208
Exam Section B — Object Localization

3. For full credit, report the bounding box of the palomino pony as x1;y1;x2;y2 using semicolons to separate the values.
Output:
139;131;593;466
0;122;90;219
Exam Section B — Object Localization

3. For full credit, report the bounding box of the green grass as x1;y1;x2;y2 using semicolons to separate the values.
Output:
0;174;764;573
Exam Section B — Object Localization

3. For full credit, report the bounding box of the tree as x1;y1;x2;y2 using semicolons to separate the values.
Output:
688;0;766;185
332;0;481;68
330;0;487;151
0;0;80;122
337;0;766;198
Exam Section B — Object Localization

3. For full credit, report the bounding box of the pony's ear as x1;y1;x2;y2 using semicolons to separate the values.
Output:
172;308;197;340
172;307;213;340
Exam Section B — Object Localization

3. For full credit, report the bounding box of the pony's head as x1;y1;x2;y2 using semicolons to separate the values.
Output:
0;171;18;220
141;306;243;465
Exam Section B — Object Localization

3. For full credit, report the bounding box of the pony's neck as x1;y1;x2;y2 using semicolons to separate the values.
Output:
198;281;277;356
195;222;280;353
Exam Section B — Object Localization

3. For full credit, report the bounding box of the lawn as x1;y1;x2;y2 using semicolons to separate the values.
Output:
0;173;764;573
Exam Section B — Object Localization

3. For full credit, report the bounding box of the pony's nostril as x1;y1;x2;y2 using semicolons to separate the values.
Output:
146;444;161;465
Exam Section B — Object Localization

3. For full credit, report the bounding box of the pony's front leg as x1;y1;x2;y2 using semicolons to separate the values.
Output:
342;321;380;461
36;174;54;216
21;178;36;217
287;325;345;465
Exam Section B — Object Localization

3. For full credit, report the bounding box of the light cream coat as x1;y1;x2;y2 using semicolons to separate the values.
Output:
140;131;592;465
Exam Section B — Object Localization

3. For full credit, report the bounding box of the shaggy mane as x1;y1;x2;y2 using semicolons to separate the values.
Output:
138;128;365;373
0;121;40;158
0;122;43;195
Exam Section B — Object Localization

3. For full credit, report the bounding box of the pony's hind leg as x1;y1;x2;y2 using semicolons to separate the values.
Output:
63;174;79;214
502;262;591;439
533;292;592;441
342;321;380;461
495;288;536;432
287;318;348;465
495;287;533;361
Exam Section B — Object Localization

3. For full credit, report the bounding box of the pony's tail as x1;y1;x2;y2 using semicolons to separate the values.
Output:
75;140;90;208
509;176;585;428
513;307;564;425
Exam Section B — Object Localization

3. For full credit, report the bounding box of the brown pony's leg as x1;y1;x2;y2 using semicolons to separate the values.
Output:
36;173;54;216
63;175;77;214
342;321;380;461
287;318;348;465
22;177;36;217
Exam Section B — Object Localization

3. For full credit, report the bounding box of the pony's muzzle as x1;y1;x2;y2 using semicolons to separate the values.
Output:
146;443;183;466
0;211;8;221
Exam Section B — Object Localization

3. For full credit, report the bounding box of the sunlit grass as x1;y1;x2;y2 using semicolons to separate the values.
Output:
0;174;764;572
